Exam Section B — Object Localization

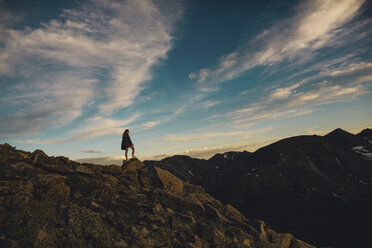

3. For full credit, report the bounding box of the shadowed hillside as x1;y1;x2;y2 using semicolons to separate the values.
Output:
144;128;372;248
0;143;315;248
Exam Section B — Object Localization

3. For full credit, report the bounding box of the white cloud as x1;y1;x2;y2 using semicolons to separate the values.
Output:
200;100;221;109
180;140;270;159
328;62;372;77
16;114;140;144
227;61;372;128
0;0;181;137
203;59;372;133
164;131;245;143
232;109;314;129
137;93;209;130
231;106;263;115
80;150;102;154
137;106;186;130
267;83;301;101
278;83;369;110
229;83;368;129
162;128;272;143
324;62;372;86
189;0;366;85
140;121;161;129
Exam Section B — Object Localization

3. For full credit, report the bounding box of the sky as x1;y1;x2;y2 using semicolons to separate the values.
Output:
0;0;371;164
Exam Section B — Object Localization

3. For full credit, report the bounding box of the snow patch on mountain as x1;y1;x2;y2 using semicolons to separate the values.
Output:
363;137;372;144
353;146;372;160
332;192;348;202
358;179;367;185
335;158;342;166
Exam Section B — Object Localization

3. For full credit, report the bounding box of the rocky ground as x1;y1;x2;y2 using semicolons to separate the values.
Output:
0;143;315;248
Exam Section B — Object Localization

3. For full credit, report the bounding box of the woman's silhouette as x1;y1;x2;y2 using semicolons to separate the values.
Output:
121;129;135;160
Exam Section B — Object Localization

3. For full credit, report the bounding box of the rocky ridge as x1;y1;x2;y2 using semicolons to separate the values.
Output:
0;143;315;248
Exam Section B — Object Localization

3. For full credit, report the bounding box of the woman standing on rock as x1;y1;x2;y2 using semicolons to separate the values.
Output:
121;129;135;161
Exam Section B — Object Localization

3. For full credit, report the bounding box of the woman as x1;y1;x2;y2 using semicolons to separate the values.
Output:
121;129;135;161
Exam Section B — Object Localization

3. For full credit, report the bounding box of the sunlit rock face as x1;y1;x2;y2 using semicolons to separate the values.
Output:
144;128;372;248
0;143;315;248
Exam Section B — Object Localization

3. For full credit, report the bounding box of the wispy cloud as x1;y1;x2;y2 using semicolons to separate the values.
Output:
209;60;372;129
324;62;372;85
266;62;372;107
163;131;245;143
137;93;208;130
162;128;272;143
267;83;302;101
233;109;314;129
181;140;273;159
138;105;186;130
16;114;140;144
189;0;366;85
200;100;222;109
80;150;102;154
0;0;182;138
229;81;368;128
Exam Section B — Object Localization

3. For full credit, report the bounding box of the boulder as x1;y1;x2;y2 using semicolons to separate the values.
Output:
121;158;144;174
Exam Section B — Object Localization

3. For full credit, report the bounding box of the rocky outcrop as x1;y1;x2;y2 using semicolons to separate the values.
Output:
0;143;315;248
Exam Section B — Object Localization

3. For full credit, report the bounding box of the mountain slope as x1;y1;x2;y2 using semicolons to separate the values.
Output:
0;143;315;248
144;128;372;247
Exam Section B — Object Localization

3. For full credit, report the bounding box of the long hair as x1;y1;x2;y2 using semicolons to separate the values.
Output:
124;129;129;135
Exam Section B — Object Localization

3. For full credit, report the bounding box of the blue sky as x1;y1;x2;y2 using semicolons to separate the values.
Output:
1;0;371;164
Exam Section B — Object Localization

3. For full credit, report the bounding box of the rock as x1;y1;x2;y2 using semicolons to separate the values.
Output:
75;165;96;176
154;166;183;193
36;161;74;174
102;164;122;176
90;200;106;212
243;239;251;247
224;204;247;223
166;207;174;214
121;158;144;173
56;156;71;164
143;213;164;224
153;203;165;214
0;143;16;152
205;203;223;221
277;233;294;248
34;229;55;248
73;191;82;199
0;144;316;248
32;149;48;158
290;238;316;248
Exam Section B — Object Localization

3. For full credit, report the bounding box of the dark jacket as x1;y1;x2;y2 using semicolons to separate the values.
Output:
121;133;133;150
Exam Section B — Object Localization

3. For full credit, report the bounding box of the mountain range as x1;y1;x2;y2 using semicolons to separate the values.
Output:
144;128;372;248
1;128;370;247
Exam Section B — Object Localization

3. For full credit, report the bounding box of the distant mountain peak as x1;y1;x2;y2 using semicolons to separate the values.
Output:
359;128;372;136
325;128;351;136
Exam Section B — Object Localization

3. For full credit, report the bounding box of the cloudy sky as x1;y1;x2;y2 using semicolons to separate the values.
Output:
1;0;371;164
